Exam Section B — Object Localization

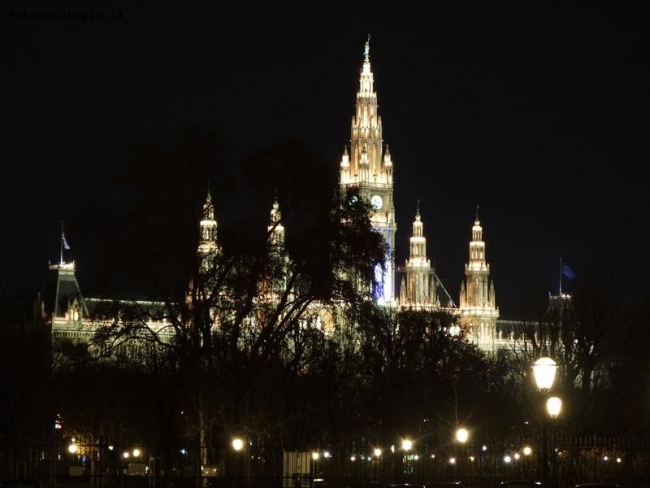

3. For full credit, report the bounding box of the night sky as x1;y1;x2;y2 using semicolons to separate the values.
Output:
4;1;648;317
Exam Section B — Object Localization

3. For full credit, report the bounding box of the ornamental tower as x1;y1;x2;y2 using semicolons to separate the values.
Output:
197;188;220;274
399;200;438;309
339;37;396;305
265;197;289;296
459;209;499;350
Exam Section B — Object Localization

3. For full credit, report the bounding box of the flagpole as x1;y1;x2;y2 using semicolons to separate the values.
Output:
559;257;563;295
60;220;64;265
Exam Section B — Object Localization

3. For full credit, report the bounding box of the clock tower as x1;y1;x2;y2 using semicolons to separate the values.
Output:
340;37;396;305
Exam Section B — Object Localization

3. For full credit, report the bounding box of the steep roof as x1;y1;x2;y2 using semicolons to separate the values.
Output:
40;262;87;321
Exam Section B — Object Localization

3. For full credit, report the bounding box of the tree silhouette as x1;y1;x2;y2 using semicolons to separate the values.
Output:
76;131;388;468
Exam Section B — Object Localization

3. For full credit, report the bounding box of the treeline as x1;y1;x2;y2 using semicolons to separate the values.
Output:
1;131;649;481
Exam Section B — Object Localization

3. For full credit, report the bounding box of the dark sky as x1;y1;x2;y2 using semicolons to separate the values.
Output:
3;1;648;317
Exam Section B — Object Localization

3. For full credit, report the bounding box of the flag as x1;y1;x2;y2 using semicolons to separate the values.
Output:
562;264;575;281
62;234;71;251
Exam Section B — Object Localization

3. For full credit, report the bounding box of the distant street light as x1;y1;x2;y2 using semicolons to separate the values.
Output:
312;452;320;484
401;438;413;480
373;448;382;479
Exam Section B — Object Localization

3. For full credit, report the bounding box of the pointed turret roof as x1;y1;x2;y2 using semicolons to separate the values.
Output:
41;261;87;321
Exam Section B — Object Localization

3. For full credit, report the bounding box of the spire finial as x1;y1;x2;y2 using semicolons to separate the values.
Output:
416;198;421;216
364;34;371;61
475;204;480;222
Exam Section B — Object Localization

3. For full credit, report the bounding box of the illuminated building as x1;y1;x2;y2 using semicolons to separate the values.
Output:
15;40;509;353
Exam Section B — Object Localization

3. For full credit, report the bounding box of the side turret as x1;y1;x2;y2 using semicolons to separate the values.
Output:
458;208;499;351
399;200;437;309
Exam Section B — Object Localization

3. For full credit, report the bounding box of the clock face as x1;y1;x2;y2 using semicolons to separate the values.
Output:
371;194;383;210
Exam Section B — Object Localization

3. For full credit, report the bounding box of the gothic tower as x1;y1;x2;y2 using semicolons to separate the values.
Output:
399;200;438;309
267;197;285;250
197;188;220;274
266;197;289;296
339;37;397;305
459;210;499;350
188;188;221;320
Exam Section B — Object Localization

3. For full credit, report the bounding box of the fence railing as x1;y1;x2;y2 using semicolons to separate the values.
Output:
1;436;648;488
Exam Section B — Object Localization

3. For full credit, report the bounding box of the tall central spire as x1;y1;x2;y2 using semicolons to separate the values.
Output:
339;37;396;305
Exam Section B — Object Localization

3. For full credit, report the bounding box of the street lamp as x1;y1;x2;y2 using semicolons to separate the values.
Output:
533;357;558;488
232;438;244;488
312;452;320;487
533;357;558;394
547;397;562;488
373;448;382;480
547;397;562;419
455;429;469;483
401;439;413;479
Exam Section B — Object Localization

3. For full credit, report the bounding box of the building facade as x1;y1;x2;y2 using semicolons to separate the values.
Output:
340;39;500;350
14;39;510;353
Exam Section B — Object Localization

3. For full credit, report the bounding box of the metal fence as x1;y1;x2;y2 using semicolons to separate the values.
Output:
1;436;648;488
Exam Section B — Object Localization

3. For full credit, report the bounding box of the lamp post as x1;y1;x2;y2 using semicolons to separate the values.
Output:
522;445;533;478
532;357;558;488
232;438;244;488
547;397;562;488
401;438;413;481
373;448;382;481
311;452;319;488
455;429;469;484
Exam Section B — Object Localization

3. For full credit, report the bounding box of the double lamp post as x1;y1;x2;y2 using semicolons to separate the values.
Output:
532;357;563;488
